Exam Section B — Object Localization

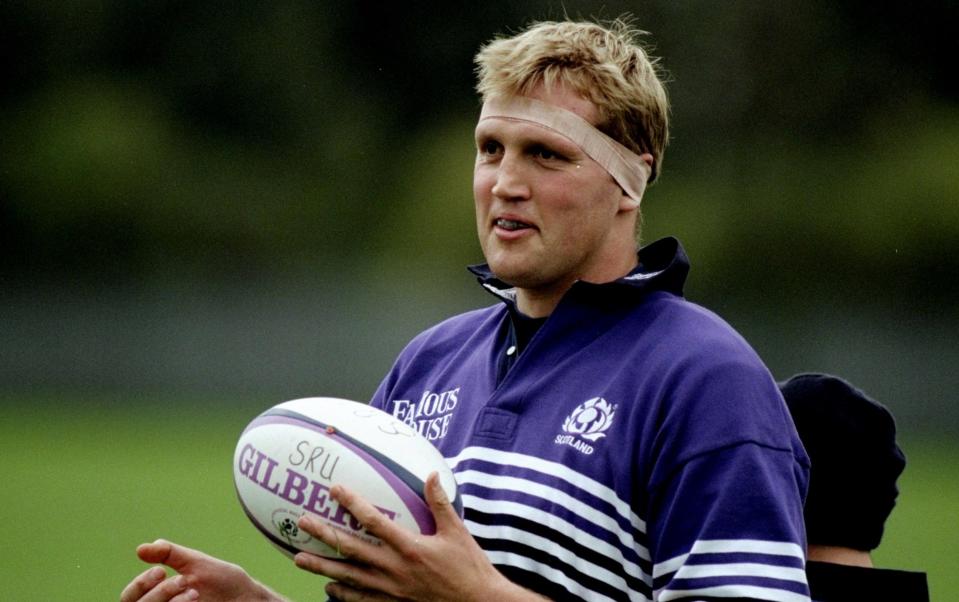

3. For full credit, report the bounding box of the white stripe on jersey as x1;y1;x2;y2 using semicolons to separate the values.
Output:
462;494;652;586
653;538;805;579
484;550;652;602
671;562;807;582
467;521;642;597
658;584;810;602
456;469;644;559
449;449;809;602
654;539;808;602
448;446;646;533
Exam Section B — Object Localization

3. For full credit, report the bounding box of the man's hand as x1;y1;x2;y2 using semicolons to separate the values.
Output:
120;539;286;602
294;472;549;602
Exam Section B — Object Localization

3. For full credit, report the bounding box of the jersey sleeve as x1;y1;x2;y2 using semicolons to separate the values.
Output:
647;442;810;602
368;368;389;409
637;323;811;602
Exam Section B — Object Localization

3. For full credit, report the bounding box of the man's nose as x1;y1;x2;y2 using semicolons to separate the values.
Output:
491;152;532;201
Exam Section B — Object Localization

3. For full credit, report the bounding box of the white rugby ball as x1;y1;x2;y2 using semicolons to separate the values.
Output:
233;397;462;558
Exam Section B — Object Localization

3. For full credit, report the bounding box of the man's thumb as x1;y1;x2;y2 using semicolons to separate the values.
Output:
136;539;195;571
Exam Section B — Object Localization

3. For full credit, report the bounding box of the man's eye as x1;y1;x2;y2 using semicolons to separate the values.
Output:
481;140;501;155
534;146;561;161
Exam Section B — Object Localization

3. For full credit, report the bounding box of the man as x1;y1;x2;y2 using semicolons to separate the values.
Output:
122;18;811;602
779;373;929;601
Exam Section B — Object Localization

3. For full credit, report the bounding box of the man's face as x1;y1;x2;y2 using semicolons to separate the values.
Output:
473;83;637;307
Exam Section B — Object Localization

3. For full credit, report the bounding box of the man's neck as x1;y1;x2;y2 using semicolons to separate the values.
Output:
515;250;639;318
516;286;567;318
807;545;874;568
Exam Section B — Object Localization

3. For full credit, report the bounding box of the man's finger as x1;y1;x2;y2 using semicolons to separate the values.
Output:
167;589;200;602
331;484;403;544
119;566;167;602
298;516;363;560
135;539;200;573
425;471;461;533
120;571;195;602
294;553;374;589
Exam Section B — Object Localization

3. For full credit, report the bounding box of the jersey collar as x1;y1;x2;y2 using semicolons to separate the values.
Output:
468;236;690;304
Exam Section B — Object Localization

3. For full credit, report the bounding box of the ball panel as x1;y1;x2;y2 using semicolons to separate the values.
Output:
264;399;461;514
235;425;420;557
233;397;461;559
274;398;456;487
251;413;436;534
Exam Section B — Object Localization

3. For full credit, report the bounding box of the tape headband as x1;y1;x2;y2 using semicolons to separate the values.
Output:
479;95;651;206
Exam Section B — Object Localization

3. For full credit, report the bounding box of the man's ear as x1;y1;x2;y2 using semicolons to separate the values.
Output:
619;152;653;211
619;190;640;211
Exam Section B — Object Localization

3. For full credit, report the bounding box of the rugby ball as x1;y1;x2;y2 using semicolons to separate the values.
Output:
233;397;462;558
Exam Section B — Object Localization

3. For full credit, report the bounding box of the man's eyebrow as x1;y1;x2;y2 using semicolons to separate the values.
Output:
475;121;579;149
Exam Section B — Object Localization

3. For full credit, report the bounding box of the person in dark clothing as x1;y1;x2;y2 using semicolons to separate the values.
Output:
779;373;930;602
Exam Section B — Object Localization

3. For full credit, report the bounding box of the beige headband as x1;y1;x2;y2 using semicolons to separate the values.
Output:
479;95;651;206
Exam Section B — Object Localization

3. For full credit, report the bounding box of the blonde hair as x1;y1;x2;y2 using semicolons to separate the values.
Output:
474;18;670;182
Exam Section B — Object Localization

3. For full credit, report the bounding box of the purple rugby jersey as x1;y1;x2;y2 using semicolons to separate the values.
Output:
370;237;811;602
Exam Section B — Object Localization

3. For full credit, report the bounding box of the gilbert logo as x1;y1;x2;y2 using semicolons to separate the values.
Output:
555;397;617;455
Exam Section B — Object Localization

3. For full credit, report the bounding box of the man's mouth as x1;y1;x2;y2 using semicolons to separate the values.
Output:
494;218;533;231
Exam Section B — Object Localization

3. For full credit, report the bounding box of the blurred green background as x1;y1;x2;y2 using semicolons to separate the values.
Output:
1;1;956;600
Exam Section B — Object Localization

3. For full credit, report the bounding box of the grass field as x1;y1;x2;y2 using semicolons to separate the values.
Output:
1;395;956;601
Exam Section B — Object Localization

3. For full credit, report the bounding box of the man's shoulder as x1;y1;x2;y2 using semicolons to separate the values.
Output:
634;292;756;358
626;294;788;438
418;304;504;338
398;304;505;357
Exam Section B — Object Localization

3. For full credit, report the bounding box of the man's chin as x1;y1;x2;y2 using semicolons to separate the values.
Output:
484;247;556;289
487;264;531;287
487;263;548;290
